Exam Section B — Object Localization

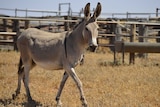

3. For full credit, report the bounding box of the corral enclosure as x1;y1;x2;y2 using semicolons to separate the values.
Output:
0;5;160;107
0;7;160;63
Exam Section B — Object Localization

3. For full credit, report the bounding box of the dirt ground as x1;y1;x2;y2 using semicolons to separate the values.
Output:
0;51;160;107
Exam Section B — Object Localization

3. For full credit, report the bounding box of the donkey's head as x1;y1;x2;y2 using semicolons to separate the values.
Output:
82;2;101;51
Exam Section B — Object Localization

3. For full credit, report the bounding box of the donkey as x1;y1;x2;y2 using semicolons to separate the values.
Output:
12;2;101;107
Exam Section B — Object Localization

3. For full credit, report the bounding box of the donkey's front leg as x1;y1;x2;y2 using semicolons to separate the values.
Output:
56;72;69;107
67;68;87;107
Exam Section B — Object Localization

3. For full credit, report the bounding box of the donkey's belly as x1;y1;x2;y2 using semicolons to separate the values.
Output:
34;60;63;70
29;42;64;70
31;50;64;70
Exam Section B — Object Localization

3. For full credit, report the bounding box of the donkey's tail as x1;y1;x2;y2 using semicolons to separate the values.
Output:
18;57;24;74
12;57;24;100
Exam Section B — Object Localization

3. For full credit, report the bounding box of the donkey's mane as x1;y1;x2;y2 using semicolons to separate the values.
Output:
73;19;85;30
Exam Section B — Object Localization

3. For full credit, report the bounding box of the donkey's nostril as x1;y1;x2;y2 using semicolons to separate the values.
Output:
88;45;97;52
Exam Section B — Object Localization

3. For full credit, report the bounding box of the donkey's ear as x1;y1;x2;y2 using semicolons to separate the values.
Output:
93;2;102;18
84;3;90;18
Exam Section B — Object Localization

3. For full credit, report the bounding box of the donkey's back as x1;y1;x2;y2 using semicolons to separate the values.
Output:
17;28;67;70
18;28;66;43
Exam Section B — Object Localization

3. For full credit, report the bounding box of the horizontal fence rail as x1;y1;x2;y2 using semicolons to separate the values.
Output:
0;7;160;18
0;16;160;26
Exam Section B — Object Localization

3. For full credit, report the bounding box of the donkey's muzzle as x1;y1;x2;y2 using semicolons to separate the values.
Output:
88;45;97;52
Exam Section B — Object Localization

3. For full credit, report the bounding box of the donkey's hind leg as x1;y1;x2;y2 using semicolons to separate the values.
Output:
12;58;24;100
23;59;36;102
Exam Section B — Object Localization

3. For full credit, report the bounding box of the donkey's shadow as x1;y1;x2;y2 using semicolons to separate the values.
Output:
0;98;12;106
0;98;42;107
22;100;42;107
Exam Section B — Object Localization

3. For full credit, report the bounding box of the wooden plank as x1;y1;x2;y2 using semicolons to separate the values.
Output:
97;20;160;26
137;36;160;39
98;44;114;47
0;16;78;22
0;32;16;35
98;34;116;37
98;33;130;37
0;16;160;25
0;40;14;45
0;40;13;42
112;19;139;36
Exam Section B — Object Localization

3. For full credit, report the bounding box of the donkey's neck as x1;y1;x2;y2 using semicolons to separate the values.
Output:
64;22;87;62
69;22;87;51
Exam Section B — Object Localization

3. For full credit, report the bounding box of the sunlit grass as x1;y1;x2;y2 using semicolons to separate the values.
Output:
0;51;160;107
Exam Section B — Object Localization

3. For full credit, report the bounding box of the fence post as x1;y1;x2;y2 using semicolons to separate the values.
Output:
115;24;123;63
15;8;17;17
3;19;7;32
25;20;30;29
138;24;148;58
126;12;129;21
64;16;70;31
109;23;116;52
115;24;122;41
129;24;136;64
156;8;159;17
12;20;19;51
143;25;148;58
26;8;28;18
156;31;160;42
2;19;8;39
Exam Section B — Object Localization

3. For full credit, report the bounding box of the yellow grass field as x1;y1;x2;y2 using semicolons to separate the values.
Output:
0;51;160;107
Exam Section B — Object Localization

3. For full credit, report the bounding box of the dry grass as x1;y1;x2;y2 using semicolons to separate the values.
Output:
0;51;160;107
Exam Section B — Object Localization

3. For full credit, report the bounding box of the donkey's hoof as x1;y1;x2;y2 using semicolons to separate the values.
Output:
12;93;18;100
82;104;87;107
56;104;62;107
82;103;88;107
56;100;62;107
12;94;16;100
12;90;20;100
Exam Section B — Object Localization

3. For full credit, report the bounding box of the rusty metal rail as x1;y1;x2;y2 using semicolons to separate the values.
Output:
115;42;160;53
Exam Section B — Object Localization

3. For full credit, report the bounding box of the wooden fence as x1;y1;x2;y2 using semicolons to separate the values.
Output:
0;16;160;64
0;16;79;50
114;22;160;64
0;7;160;18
